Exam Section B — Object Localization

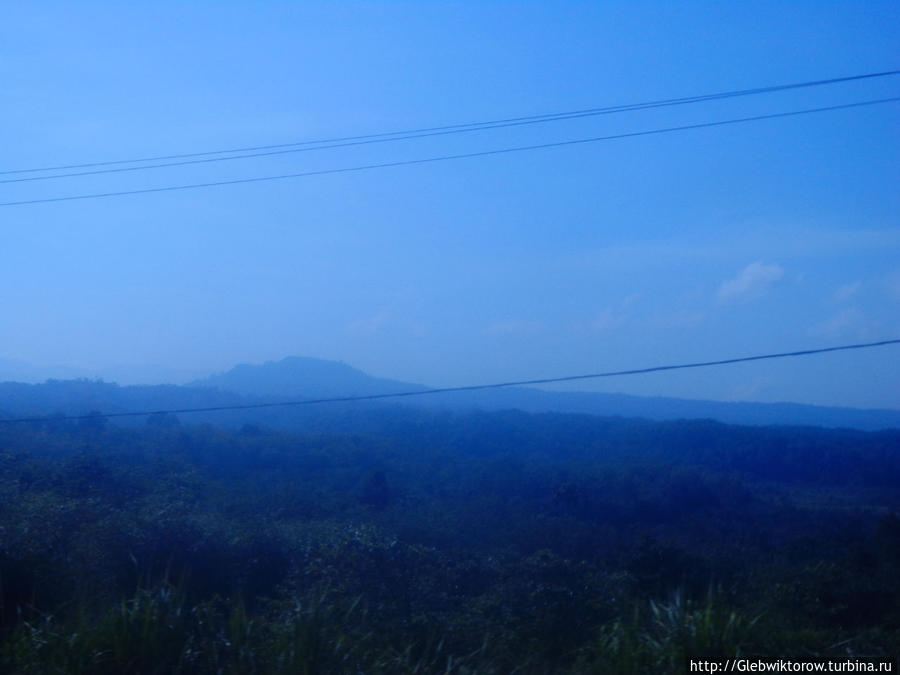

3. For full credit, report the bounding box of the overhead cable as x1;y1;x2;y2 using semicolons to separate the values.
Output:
0;338;897;424
1;68;898;182
2;96;897;208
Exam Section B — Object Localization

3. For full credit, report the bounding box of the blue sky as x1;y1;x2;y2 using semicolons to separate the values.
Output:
1;1;898;408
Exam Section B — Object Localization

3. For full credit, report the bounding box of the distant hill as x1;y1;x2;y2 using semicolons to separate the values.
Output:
426;386;900;431
0;379;248;426
192;356;429;399
0;357;202;386
0;356;897;431
192;356;900;431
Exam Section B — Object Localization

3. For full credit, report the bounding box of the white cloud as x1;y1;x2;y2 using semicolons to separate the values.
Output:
813;308;859;336
810;307;879;339
716;261;785;304
589;309;627;333
833;281;861;303
649;310;706;328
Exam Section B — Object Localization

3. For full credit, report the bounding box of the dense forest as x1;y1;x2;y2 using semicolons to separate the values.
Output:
1;404;898;673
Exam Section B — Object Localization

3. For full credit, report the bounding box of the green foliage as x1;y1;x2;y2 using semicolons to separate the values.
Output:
644;591;760;662
0;411;897;672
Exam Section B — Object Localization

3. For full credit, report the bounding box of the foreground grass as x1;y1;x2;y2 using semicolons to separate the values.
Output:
4;583;896;674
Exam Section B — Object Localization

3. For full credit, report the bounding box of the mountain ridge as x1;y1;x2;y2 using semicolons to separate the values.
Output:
191;355;429;399
3;355;898;431
189;355;900;431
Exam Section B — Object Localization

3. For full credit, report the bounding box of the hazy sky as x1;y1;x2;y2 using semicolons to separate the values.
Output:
2;1;899;408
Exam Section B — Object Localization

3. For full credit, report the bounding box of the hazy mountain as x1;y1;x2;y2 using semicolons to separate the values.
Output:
97;363;207;386
193;356;900;431
429;386;900;431
0;379;249;425
192;356;429;399
0;358;204;387
2;356;897;431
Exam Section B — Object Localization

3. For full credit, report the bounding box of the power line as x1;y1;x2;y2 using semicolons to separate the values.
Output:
1;338;897;425
2;96;897;208
2;68;898;181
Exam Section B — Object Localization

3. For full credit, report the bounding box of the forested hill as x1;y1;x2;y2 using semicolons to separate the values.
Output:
199;356;900;431
1;357;900;431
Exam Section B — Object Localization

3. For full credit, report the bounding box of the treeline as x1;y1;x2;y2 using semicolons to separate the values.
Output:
0;409;898;672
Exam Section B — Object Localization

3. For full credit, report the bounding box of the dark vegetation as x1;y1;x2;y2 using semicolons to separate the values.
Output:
4;366;900;433
0;404;898;673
